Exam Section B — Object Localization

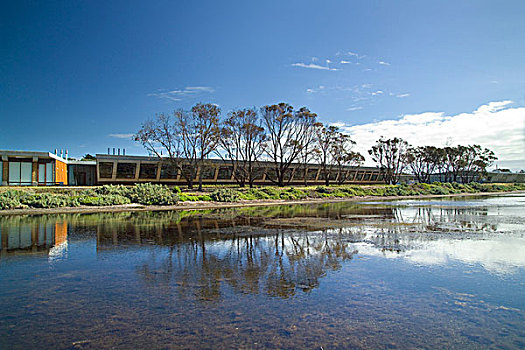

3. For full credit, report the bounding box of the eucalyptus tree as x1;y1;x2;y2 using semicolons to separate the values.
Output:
406;146;445;183
368;137;409;184
261;103;317;186
443;145;497;183
314;125;364;185
190;103;221;191
134;103;220;190
331;133;365;185
314;125;338;186
218;108;266;188
297;120;322;186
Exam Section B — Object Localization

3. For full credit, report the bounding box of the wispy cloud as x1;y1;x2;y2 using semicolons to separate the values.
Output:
371;90;384;96
292;63;338;71
346;106;364;111
396;93;410;98
347;51;366;59
378;61;390;66
109;133;134;139
148;86;215;101
338;100;525;170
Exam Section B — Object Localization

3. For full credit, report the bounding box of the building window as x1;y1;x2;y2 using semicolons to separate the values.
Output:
139;163;158;179
8;162;32;185
306;168;319;180
116;163;137;179
199;165;216;180
99;162;114;179
217;166;233;180
160;163;179;179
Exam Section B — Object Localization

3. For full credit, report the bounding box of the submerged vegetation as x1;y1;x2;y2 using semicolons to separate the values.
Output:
0;182;524;209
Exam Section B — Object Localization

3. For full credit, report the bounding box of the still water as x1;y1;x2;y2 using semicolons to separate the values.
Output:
1;194;524;349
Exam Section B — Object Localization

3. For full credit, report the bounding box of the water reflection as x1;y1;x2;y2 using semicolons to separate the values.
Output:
0;216;67;258
1;196;523;293
1;195;524;349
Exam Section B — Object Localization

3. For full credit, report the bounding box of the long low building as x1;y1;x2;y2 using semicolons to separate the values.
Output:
1;149;523;186
95;154;386;185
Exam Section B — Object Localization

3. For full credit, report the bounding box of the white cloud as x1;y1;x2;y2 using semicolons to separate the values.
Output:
378;61;390;66
339;101;525;170
292;63;338;71
346;106;364;111
340;60;352;64
347;51;365;59
148;86;215;102
109;133;134;139
371;90;384;96
326;59;331;64
396;93;410;98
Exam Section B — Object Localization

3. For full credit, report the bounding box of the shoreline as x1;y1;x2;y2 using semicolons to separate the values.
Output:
1;190;523;217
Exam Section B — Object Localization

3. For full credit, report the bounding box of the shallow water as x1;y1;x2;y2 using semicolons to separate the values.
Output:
1;194;524;349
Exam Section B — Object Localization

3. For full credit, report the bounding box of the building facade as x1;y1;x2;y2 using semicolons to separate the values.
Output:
95;154;386;185
0;150;68;186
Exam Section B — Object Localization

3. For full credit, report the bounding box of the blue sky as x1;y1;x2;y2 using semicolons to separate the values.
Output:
1;1;524;169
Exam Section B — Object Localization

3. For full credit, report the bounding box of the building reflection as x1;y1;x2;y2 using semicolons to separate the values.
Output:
0;218;67;258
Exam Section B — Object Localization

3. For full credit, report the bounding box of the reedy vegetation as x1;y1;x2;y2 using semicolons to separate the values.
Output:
1;182;524;209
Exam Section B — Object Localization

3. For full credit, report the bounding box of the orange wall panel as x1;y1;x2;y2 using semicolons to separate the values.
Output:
55;160;68;185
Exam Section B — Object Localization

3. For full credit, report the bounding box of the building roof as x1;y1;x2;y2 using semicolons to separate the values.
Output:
0;150;69;163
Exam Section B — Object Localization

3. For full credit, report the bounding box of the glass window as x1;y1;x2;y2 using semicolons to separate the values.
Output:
252;167;265;180
283;168;293;182
20;162;32;184
99;162;114;179
293;167;306;180
139;163;158;179
116;163;137;179
160;163;179;179
8;162;20;184
217;166;233;180
199;165;216;180
46;163;54;185
38;164;45;183
306;168;319;180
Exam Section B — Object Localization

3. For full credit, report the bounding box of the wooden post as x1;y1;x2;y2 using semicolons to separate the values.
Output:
1;156;8;186
32;157;38;186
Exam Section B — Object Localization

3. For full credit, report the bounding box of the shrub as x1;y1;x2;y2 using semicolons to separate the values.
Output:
79;195;131;206
210;189;240;202
93;185;131;197
179;193;212;201
21;193;75;208
240;188;272;200
128;183;179;205
315;186;331;194
0;190;31;209
279;188;308;200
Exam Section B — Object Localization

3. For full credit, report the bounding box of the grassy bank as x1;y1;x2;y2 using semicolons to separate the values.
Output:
1;182;524;211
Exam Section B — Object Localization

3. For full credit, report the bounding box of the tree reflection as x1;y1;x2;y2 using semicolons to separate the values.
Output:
136;228;358;301
0;199;502;297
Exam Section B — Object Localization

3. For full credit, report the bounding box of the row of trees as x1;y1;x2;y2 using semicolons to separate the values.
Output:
135;102;497;189
135;103;364;190
369;137;497;185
